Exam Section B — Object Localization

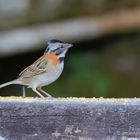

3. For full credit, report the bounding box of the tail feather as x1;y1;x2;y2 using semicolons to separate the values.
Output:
0;80;20;88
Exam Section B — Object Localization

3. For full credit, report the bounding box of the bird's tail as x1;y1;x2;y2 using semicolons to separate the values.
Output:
0;80;20;88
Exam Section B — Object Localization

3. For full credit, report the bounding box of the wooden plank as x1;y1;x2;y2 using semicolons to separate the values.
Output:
1;8;140;57
0;0;140;28
0;98;140;139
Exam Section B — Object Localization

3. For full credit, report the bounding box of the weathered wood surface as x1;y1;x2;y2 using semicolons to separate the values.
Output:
0;98;140;140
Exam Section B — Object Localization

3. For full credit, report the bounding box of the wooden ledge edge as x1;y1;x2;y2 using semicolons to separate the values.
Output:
0;96;139;105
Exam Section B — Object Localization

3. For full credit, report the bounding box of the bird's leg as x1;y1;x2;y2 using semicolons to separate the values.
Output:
22;86;26;97
37;87;53;98
32;88;45;98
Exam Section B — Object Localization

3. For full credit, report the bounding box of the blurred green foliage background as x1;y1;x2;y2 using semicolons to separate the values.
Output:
0;0;140;98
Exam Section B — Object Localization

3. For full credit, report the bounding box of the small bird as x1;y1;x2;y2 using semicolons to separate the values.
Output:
0;39;73;98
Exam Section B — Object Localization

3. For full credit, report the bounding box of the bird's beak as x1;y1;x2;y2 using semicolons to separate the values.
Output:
66;43;73;48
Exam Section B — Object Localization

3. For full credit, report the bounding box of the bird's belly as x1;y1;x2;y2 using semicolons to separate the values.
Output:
31;64;63;87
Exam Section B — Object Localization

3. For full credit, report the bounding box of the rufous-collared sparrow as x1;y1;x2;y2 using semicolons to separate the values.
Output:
0;39;73;98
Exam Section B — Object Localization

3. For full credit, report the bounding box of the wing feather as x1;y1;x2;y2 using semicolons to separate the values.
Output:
18;56;49;79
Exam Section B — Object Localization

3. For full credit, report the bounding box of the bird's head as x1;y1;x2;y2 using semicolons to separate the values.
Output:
45;39;73;58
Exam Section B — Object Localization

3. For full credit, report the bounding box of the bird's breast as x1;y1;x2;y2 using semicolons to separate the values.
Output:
44;53;60;65
32;62;64;87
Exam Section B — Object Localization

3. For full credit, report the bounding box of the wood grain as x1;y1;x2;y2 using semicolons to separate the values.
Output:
0;98;139;139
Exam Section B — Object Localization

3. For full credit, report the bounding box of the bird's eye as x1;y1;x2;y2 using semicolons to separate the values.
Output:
60;46;63;48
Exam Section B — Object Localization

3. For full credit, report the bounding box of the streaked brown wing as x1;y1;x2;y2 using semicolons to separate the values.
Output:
18;56;48;79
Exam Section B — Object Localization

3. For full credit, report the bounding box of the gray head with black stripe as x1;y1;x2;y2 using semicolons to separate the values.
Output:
45;39;73;58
